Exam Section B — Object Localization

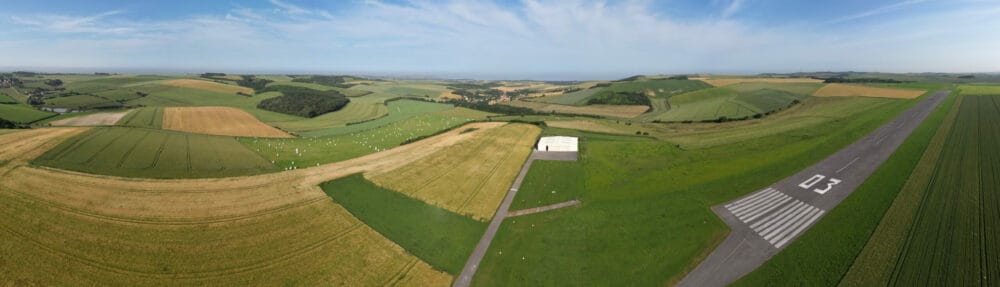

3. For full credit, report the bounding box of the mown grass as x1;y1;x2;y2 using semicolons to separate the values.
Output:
117;107;163;129
33;127;276;178
296;100;456;137
473;90;922;286
652;83;815;122
320;174;487;275
734;90;956;286
537;79;711;106
957;84;1000;95
509;160;587;210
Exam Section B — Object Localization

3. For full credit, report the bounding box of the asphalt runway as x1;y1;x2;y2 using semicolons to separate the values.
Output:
679;90;948;287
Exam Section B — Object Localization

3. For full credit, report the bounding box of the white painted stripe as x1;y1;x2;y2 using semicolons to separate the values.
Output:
763;205;814;241
774;210;825;248
729;190;782;215
768;207;820;244
756;202;809;235
725;188;774;209
750;201;804;230
735;193;787;218
836;157;860;174
740;197;791;223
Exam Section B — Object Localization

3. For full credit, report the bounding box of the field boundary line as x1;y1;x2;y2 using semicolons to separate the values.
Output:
1;185;327;225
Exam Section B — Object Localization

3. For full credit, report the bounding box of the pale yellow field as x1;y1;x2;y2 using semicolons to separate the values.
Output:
368;123;540;221
160;79;254;94
439;91;463;100
163;106;294;138
814;84;925;99
0;121;506;285
693;77;824;87
506;100;649;118
50;110;132;126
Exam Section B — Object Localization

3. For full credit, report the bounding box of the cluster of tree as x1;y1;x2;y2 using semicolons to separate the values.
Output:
443;99;538;115
614;75;645;82
12;71;38;77
44;79;63;87
200;72;227;78
450;88;504;102
666;75;689;80
822;77;904;84
236;75;273;92
586;91;651;106
0;117;27;129
291;75;364;88
543;81;582;85
958;75;976;79
0;74;22;88
94;72;113;76
256;86;349;118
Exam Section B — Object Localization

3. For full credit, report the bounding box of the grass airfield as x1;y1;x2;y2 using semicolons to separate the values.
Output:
0;72;998;286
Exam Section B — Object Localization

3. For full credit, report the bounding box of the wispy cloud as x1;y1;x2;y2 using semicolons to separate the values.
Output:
722;0;746;18
830;0;931;23
1;0;999;77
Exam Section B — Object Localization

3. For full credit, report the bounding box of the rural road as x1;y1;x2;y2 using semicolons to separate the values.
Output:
678;90;948;287
453;151;577;287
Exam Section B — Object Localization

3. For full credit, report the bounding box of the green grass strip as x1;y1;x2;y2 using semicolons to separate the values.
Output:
734;90;957;286
319;174;487;275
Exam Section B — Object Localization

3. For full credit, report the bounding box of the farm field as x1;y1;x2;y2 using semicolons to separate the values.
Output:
0;120;511;286
693;77;824;87
367;123;540;221
814;83;925;99
504;100;649;118
471;91;919;286
321;174;487;275
33;127;277;178
534;79;711;106
651;83;819;122
0;92;16;104
162;106;293;138
50;110;131;126
242;107;492;169
160;79;253;94
734;90;958;286
0;103;55;123
293;100;476;138
838;95;1000;286
117;107;164;129
42;94;121;110
958;84;1000;95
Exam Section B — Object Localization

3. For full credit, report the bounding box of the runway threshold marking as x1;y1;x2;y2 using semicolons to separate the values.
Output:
724;188;825;248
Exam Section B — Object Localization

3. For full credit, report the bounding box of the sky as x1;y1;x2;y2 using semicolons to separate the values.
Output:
1;0;999;80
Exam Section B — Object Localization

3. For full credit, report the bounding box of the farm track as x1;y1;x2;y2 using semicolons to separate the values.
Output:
679;90;948;286
0;122;505;285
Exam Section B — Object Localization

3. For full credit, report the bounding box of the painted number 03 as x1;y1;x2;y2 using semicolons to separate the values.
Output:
798;174;842;195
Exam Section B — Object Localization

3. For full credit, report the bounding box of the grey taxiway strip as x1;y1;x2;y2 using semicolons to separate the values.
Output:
678;90;948;287
453;151;577;287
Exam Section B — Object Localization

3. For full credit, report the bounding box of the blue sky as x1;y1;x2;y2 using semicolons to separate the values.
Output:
1;0;999;79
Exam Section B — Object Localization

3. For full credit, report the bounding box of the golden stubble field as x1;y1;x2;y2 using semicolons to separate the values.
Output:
367;123;540;221
0;122;508;285
160;79;254;94
813;83;925;99
162;106;294;138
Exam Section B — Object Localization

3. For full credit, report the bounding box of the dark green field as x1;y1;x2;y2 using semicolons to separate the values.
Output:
117;107;163;128
320;174;486;275
34;127;276;178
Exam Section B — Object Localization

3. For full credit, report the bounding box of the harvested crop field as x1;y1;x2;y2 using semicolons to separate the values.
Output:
159;79;253;94
693;77;824;87
163;106;293;138
813;84;925;99
50;110;132;126
505;100;649;118
0;121;506;286
0;127;89;168
368;123;540;221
